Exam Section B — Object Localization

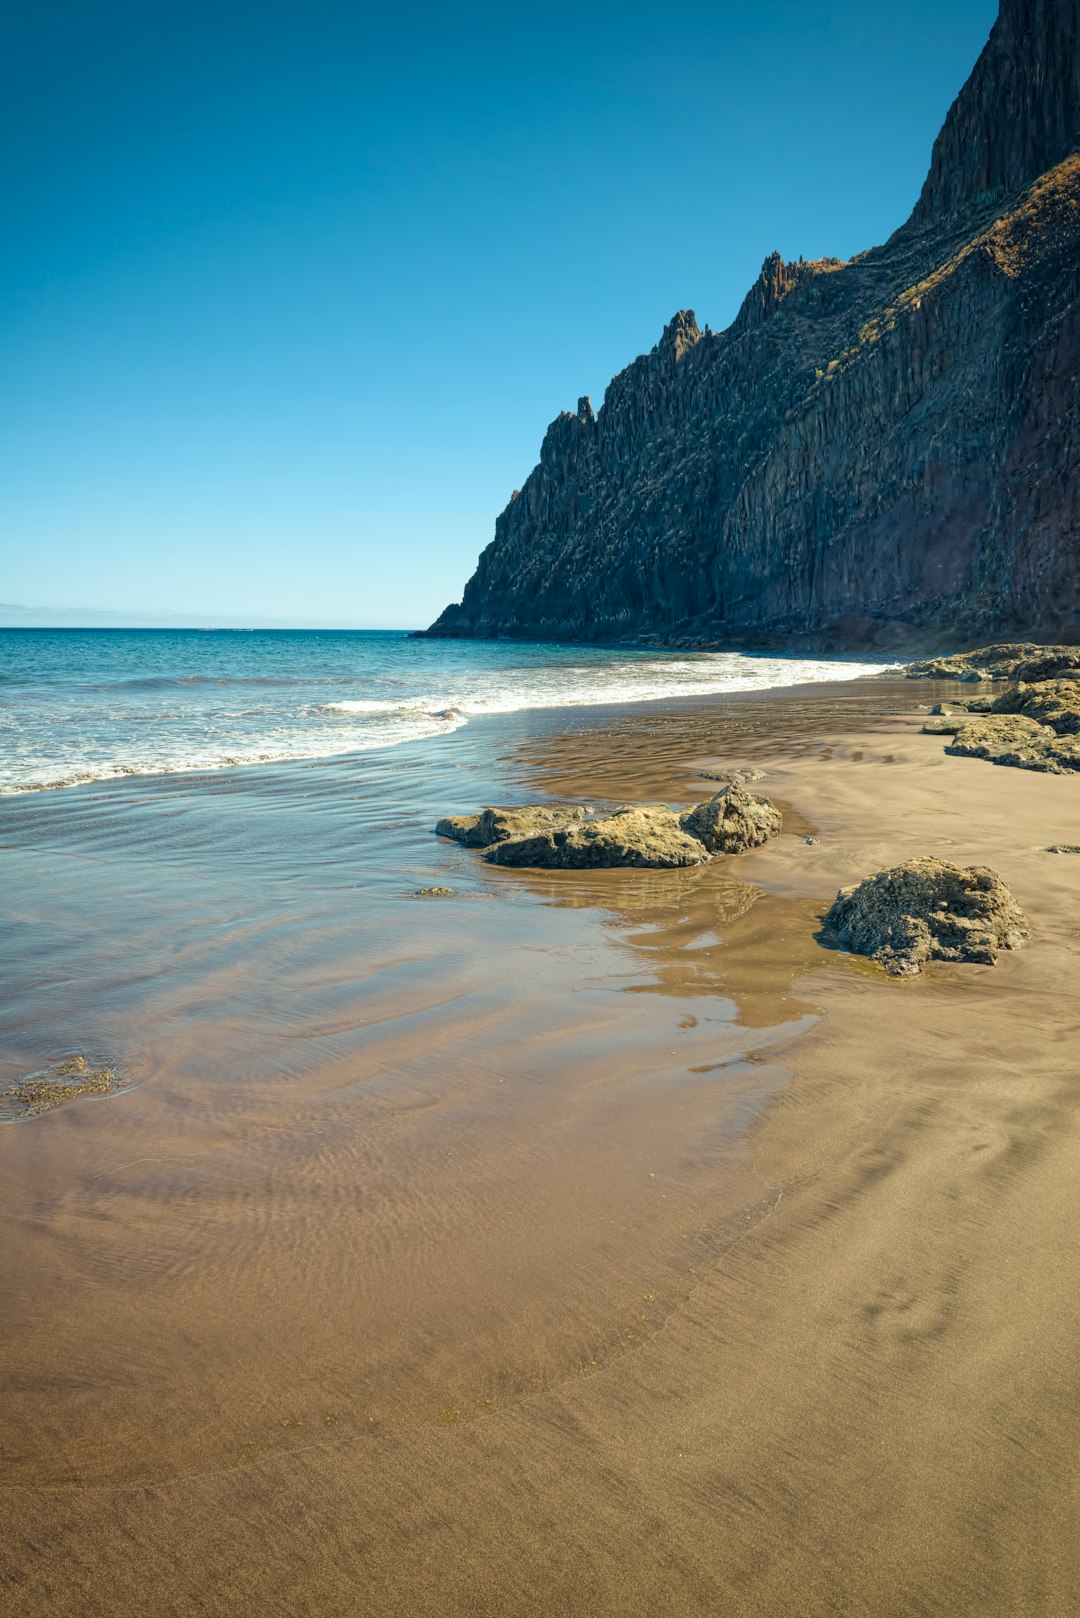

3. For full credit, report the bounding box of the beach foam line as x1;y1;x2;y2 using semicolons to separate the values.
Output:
318;658;903;724
0;655;901;794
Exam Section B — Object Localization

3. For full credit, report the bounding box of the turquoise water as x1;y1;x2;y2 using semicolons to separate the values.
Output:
0;628;895;793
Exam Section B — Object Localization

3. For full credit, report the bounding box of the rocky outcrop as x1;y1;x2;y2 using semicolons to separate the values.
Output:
906;643;1080;681
823;859;1030;975
487;805;710;870
944;712;1059;764
944;714;1080;772
435;804;588;847
426;0;1080;652
919;670;1080;768
435;785;782;869
680;784;782;854
988;678;1080;730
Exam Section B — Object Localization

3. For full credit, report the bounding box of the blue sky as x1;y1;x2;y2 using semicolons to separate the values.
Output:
1;0;997;628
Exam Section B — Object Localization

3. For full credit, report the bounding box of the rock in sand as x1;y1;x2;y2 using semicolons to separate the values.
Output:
823;857;1029;977
679;784;783;854
945;714;1080;773
436;785;783;869
488;805;710;869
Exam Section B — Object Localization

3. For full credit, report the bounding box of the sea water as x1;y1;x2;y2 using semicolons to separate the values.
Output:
0;627;896;793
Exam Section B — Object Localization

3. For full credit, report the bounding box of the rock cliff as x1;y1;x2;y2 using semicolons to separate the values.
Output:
426;0;1080;651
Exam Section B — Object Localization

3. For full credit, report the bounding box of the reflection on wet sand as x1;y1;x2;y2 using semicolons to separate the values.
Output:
500;859;821;1030
6;676;1078;1617
0;700;823;1499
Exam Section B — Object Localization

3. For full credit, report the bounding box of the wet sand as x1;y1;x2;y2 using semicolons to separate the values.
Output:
2;677;1078;1615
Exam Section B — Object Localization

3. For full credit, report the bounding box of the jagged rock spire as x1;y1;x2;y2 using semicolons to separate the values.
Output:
657;310;701;361
733;253;794;332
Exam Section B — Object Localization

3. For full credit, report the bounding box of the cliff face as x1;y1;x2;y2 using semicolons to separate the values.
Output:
427;0;1080;650
912;0;1080;225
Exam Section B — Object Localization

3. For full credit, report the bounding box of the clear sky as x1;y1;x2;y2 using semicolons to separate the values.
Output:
1;0;997;629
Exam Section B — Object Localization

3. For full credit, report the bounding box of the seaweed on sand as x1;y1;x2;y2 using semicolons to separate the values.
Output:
3;1054;122;1120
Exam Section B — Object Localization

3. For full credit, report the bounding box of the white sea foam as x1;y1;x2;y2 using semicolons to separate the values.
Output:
318;698;464;717
319;654;901;724
0;630;900;794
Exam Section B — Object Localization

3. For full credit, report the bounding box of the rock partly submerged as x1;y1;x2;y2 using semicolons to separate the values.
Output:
488;805;710;869
2;1054;122;1121
920;679;1080;772
434;804;588;848
436;785;782;870
823;858;1029;977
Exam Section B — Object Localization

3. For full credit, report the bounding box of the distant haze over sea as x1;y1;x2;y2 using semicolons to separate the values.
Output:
0;604;414;631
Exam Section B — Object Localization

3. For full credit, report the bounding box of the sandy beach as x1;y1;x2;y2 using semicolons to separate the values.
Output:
3;674;1078;1616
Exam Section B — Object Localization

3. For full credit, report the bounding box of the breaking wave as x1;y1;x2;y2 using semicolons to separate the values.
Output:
0;628;898;793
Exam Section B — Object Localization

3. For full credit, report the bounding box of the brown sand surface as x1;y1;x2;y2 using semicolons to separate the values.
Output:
3;677;1079;1615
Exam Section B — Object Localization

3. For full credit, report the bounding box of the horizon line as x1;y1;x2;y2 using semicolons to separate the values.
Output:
0;620;424;632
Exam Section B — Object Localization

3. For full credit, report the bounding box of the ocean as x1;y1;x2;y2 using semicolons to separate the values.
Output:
0;627;896;793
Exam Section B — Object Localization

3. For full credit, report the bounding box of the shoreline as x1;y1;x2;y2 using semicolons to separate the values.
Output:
0;650;901;798
515;677;1080;1610
3;673;1078;1613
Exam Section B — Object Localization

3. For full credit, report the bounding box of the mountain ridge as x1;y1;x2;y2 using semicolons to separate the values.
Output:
426;0;1080;651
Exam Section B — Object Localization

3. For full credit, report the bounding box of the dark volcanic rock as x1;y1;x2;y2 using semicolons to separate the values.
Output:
425;0;1080;652
911;0;1080;226
823;858;1030;976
